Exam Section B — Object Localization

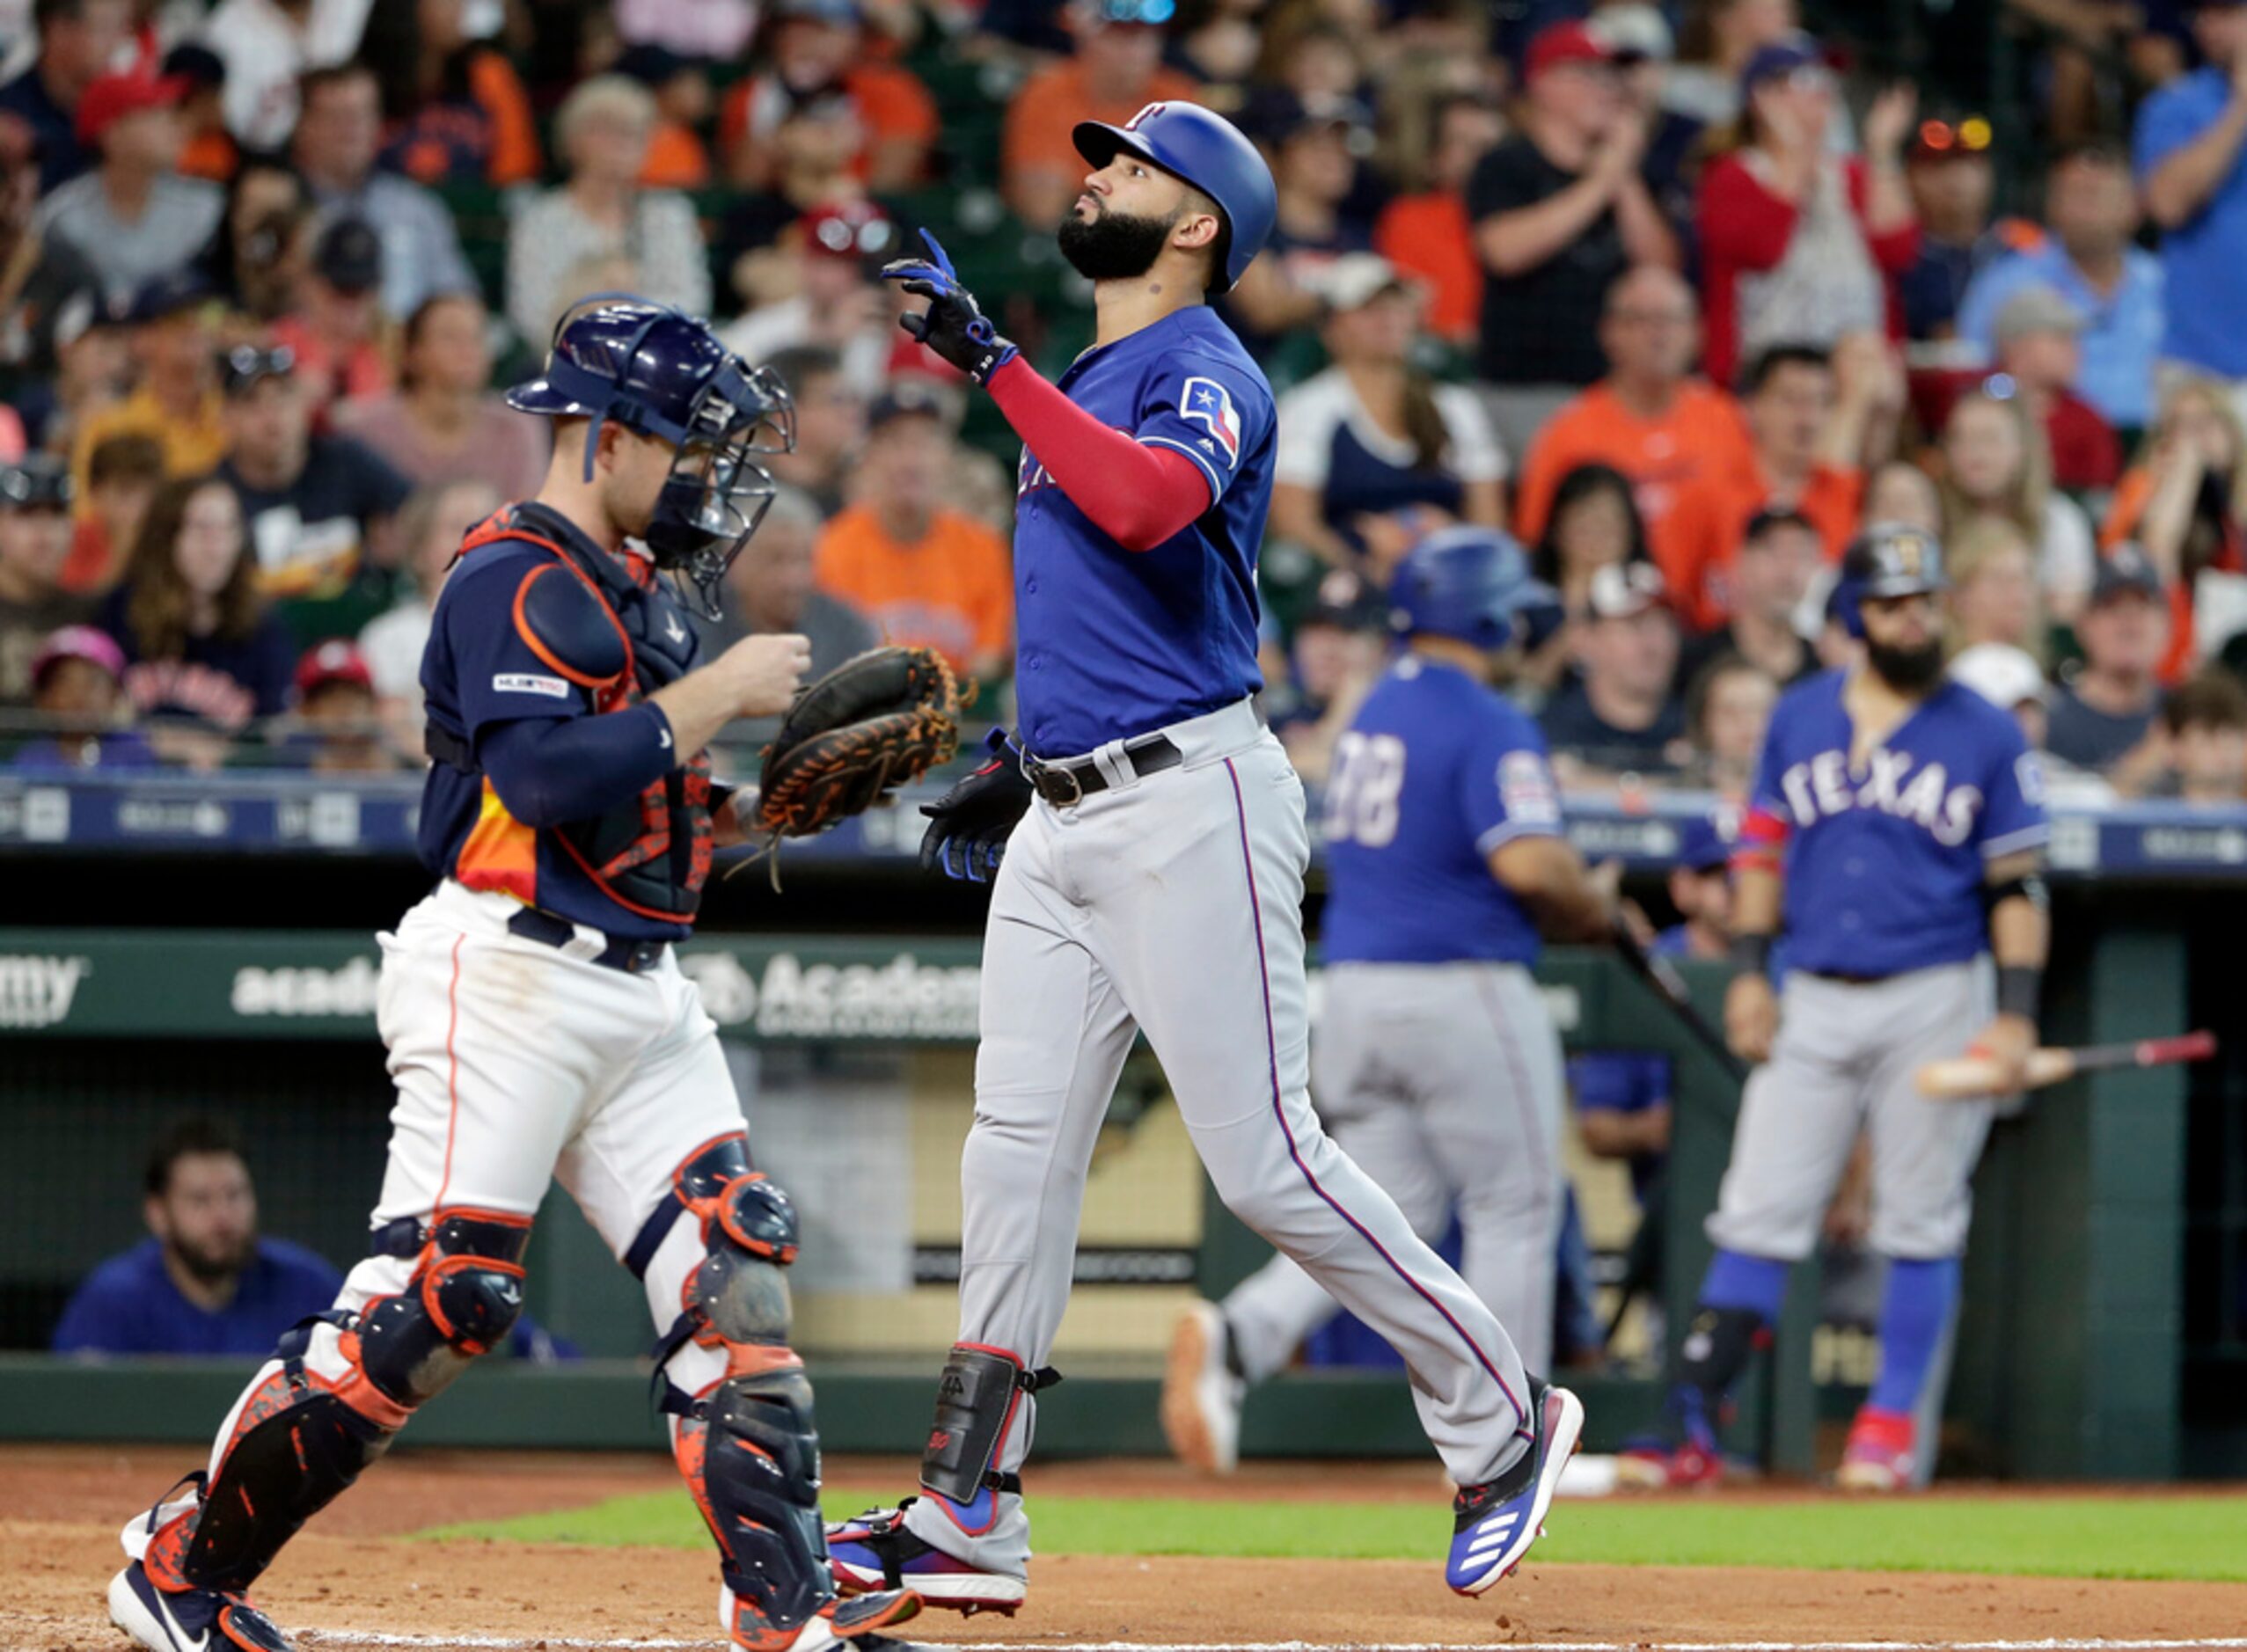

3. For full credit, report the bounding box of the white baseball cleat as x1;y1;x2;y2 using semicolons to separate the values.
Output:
1161;1300;1246;1475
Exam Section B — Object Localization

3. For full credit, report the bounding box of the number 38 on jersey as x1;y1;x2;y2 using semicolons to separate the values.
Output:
1325;731;1407;847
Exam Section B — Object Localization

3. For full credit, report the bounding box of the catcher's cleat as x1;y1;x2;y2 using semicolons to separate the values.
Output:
1161;1301;1245;1475
109;1558;293;1652
723;1586;923;1651
1445;1380;1584;1596
1835;1407;1917;1491
827;1501;1028;1617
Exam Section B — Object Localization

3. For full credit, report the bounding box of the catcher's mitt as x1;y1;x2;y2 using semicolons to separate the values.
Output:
752;645;965;841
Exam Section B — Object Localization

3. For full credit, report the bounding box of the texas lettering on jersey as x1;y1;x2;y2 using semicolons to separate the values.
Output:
1772;747;1990;848
1751;673;2048;978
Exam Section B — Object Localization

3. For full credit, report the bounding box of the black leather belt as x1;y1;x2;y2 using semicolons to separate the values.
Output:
1023;735;1183;807
507;906;669;974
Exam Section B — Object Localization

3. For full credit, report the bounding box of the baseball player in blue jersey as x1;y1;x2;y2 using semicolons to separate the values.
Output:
1622;523;2051;1492
824;103;1583;1612
1158;528;1619;1472
104;299;926;1652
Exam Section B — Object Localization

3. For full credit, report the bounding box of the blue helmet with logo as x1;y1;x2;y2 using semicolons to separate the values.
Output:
1072;101;1277;293
1388;526;1557;654
1832;521;1946;640
507;294;794;617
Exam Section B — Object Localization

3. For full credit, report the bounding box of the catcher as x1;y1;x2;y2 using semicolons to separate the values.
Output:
103;297;957;1652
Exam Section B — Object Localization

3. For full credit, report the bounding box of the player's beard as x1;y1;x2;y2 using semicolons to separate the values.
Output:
1058;202;1178;281
1867;635;1946;692
171;1231;254;1285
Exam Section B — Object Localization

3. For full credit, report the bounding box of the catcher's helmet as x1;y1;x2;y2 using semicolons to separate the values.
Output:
508;294;794;618
0;453;73;512
1388;526;1557;654
1072;101;1277;293
1833;521;1946;639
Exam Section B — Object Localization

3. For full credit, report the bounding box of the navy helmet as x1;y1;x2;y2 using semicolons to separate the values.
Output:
1833;521;1946;640
1072;101;1277;293
1388;526;1558;654
508;295;794;618
0;453;73;512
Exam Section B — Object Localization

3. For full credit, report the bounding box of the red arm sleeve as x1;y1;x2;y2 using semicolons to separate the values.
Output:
986;356;1215;552
1699;157;1800;271
1731;806;1790;873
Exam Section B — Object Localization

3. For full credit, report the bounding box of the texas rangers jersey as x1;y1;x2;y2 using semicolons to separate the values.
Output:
1011;305;1274;757
1321;654;1560;965
1749;670;2048;978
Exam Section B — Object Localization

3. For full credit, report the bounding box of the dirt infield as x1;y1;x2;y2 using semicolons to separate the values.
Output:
11;1446;2247;1651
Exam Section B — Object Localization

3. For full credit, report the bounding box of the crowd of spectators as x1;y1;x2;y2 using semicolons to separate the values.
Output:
0;0;2245;810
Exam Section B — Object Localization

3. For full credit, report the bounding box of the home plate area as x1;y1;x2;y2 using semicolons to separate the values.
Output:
10;1447;2247;1652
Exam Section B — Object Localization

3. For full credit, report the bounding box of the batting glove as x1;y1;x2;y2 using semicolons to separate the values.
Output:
881;230;1021;386
919;727;1035;882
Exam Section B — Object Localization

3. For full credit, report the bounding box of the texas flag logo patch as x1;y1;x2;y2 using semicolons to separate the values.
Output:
1182;376;1241;467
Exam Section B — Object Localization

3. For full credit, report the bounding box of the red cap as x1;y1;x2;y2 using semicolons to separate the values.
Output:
1525;19;1616;81
295;639;374;698
76;69;189;147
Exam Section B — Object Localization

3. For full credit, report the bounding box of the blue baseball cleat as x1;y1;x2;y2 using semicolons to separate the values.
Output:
827;1500;1028;1617
1445;1380;1584;1596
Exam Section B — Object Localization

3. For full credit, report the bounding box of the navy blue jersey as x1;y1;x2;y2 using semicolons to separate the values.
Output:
1750;670;2048;978
417;506;707;940
1012;306;1273;757
1321;654;1560;966
51;1237;343;1357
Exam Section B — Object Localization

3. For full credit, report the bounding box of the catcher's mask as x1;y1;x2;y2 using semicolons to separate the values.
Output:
508;294;795;620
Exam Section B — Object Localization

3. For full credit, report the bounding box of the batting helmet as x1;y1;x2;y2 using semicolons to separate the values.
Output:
508;294;794;616
1833;521;1947;640
1072;101;1277;293
1388;526;1557;654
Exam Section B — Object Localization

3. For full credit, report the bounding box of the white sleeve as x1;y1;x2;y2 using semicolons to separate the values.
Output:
2040;494;2097;601
1273;375;1347;489
1436;384;1508;485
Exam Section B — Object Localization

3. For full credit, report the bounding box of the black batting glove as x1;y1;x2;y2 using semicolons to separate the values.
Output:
881;230;1021;386
919;727;1035;882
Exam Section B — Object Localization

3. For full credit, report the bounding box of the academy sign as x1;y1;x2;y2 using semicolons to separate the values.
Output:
680;949;982;1042
0;954;91;1028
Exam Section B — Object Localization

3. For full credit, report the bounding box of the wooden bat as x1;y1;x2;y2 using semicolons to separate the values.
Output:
1917;1030;2216;1100
1607;911;1750;1085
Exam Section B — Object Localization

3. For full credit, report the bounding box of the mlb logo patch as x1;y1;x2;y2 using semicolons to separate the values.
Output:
1182;376;1241;466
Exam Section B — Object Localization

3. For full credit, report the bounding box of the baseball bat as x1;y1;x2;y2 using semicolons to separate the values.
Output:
1607;911;1751;1085
1916;1030;2217;1100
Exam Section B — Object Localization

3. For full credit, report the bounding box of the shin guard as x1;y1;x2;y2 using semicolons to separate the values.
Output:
654;1137;840;1648
917;1343;1059;1531
145;1209;530;1596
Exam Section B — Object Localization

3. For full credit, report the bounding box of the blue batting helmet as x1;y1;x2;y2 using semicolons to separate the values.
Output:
1072;101;1277;293
1832;520;1946;640
1388;526;1556;653
508;294;794;617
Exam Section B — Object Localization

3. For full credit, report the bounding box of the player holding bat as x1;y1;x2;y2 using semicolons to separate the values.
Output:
1622;523;2052;1493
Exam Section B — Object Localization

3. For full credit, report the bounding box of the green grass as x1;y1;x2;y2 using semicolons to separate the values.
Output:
416;1488;2247;1583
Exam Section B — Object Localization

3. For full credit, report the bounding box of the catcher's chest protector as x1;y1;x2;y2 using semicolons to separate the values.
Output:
467;514;715;924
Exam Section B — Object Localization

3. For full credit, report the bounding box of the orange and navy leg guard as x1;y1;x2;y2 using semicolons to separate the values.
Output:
641;1136;850;1647
144;1209;530;1597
